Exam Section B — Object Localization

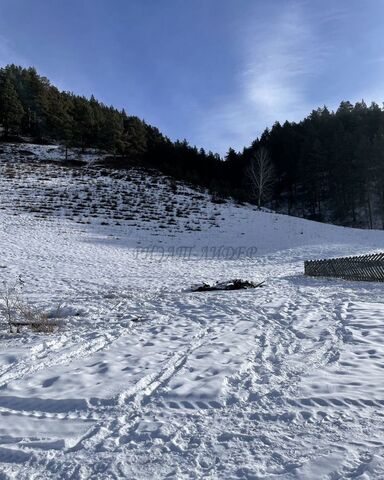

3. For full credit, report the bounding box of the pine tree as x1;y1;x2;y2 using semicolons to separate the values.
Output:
0;75;24;136
71;97;95;151
100;107;124;155
123;116;148;158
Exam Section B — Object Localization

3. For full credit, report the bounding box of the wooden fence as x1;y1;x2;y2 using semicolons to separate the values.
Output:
304;252;384;282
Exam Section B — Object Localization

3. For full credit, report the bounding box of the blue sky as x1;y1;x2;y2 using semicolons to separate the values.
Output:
1;0;384;155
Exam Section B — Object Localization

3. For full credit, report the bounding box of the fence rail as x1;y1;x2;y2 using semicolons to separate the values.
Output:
304;252;384;282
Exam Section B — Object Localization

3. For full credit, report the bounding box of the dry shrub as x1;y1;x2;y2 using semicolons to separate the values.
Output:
1;278;62;333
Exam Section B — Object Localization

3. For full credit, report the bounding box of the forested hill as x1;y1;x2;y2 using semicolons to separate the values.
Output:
251;102;384;229
0;64;225;190
1;64;384;229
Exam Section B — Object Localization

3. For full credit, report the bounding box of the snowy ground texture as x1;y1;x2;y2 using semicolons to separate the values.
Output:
0;143;384;479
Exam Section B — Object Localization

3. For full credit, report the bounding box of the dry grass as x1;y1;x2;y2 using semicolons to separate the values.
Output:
1;279;62;333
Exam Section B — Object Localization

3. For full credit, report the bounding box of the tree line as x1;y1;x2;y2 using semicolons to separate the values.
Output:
0;64;223;187
1;64;384;228
248;102;384;228
222;102;384;228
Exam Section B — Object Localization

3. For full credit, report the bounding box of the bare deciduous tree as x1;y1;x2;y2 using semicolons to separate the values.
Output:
247;148;275;209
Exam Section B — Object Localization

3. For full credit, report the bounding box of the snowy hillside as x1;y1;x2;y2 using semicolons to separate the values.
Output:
0;143;384;479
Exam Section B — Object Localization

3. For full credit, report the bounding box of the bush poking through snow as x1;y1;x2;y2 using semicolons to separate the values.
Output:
0;278;62;333
14;302;62;334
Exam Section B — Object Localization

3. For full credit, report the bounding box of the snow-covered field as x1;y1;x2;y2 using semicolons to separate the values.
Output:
0;143;384;479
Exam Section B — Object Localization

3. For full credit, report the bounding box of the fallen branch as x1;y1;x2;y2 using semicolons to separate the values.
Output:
192;279;265;292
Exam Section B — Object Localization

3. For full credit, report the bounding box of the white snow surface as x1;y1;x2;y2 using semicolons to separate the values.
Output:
0;143;384;479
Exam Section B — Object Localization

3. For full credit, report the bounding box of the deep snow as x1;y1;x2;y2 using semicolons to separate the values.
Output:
0;144;383;479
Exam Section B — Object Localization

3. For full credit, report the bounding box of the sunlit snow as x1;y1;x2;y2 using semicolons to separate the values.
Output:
0;144;384;478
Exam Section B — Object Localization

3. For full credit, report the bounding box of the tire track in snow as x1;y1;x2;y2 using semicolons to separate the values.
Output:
0;322;135;426
67;325;213;453
0;332;118;388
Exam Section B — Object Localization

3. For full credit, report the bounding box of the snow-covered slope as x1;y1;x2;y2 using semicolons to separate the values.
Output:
0;143;384;479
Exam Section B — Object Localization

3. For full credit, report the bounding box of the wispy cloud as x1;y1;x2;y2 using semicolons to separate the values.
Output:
196;4;329;155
